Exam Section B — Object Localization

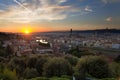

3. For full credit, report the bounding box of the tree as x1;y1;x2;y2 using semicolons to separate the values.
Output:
27;57;37;68
68;46;92;58
76;56;88;80
0;49;7;57
43;58;73;77
64;54;78;66
6;45;13;56
0;65;3;79
35;57;48;76
76;56;111;79
109;62;120;77
23;68;39;79
68;46;80;57
0;45;8;57
1;68;18;80
115;55;120;63
8;57;26;77
87;56;110;78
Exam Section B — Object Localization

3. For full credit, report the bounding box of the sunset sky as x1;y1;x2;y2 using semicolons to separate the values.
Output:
0;0;120;33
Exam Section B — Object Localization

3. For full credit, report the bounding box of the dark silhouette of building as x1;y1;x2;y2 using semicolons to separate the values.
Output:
70;28;72;37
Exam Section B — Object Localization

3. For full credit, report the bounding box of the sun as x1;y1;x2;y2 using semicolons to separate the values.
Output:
21;27;32;34
24;30;30;34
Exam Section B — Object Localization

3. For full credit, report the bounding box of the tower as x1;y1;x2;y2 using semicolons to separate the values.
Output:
70;28;72;37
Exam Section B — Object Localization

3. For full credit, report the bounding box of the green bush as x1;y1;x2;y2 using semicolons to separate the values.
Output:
35;57;48;76
109;62;120;77
27;57;37;68
115;55;120;63
0;45;8;57
8;57;26;76
76;56;111;79
68;47;92;58
24;68;39;79
1;68;18;80
61;75;71;79
43;58;73;77
64;54;78;66
6;45;14;56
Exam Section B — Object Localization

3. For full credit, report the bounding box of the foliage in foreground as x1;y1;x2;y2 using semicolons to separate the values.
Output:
43;58;73;77
76;56;111;79
0;68;18;80
28;77;70;80
0;54;120;80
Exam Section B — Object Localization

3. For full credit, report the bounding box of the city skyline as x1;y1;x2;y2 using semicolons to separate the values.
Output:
0;0;120;33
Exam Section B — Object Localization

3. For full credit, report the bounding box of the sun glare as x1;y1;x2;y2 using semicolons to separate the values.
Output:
24;30;30;34
21;27;33;34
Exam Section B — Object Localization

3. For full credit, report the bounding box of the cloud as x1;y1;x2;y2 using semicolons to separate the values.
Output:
101;0;120;4
0;0;80;23
84;6;93;12
105;17;112;22
0;10;4;12
13;0;31;12
102;0;107;4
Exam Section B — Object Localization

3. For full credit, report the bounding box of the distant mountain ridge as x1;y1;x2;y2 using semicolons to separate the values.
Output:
39;29;120;34
73;29;120;33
